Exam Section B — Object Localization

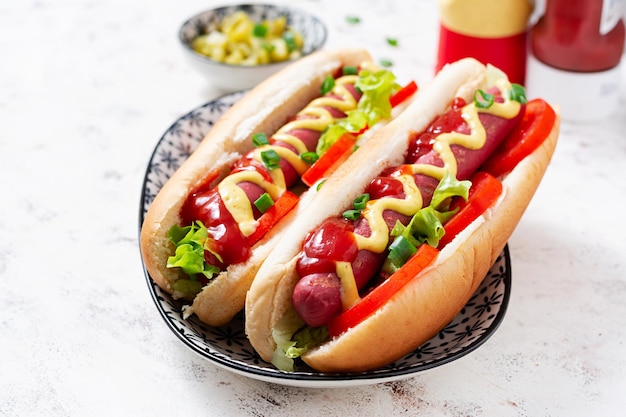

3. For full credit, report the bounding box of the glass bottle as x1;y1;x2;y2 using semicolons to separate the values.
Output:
526;0;626;121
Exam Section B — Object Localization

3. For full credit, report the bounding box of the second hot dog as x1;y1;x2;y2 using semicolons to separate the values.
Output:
244;57;559;372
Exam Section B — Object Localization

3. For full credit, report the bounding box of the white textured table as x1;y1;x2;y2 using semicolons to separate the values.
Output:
1;1;625;416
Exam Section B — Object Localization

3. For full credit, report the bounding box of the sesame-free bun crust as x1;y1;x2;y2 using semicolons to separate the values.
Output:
244;58;559;372
140;49;372;326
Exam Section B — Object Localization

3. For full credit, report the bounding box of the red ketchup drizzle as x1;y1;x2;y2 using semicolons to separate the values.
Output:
180;190;251;268
406;97;467;163
296;218;358;277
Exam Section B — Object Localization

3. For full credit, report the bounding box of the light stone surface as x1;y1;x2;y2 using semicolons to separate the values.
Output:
1;0;625;416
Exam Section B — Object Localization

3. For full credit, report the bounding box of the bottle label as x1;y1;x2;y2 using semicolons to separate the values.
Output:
600;0;626;35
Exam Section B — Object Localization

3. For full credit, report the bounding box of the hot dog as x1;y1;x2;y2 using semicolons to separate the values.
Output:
244;57;559;372
140;49;419;326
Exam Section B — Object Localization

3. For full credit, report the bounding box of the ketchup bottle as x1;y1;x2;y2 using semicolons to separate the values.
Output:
436;0;534;85
526;0;626;121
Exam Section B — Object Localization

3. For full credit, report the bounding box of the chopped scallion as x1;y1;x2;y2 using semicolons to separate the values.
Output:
320;75;335;95
474;89;495;109
300;151;319;164
343;209;361;221
254;192;274;213
353;193;370;210
343;66;358;75
261;149;281;170
253;23;268;38
509;83;527;104
283;31;297;52
252;132;269;147
387;235;417;268
262;42;275;53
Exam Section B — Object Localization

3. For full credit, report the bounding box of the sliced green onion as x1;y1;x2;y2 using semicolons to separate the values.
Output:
300;151;319;164
346;15;361;24
252;132;269;147
320;75;335;95
254;192;274;213
253;23;268;38
342;193;370;220
262;42;276;53
316;179;326;191
343;66;358;75
343;209;361;221
386;37;398;47
379;59;393;68
261;149;281;170
353;193;370;210
509;83;527;104
474;89;495;109
387;235;417;269
283;31;297;52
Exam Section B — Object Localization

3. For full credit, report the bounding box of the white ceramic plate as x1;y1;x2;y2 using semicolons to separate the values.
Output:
138;92;512;388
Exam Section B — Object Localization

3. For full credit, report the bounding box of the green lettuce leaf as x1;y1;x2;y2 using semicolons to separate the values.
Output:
166;221;221;295
355;68;400;126
316;125;347;155
315;68;399;155
430;171;472;212
271;309;328;371
382;172;471;275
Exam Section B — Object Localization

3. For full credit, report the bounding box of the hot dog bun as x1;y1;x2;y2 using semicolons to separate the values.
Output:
140;49;372;326
244;57;559;372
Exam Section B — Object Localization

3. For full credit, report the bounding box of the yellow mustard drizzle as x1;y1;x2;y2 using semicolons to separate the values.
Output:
335;79;520;298
218;72;362;237
412;78;521;180
217;170;282;236
251;145;310;190
354;173;423;253
336;261;360;309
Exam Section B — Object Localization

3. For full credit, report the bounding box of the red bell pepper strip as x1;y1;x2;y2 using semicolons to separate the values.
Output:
437;171;503;249
481;98;556;178
390;81;418;108
247;191;299;246
301;133;357;187
327;243;440;338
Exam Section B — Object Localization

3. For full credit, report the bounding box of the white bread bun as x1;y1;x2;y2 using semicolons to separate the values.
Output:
245;58;559;372
140;49;372;326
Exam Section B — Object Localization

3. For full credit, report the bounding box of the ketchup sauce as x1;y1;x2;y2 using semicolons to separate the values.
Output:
531;0;625;72
407;97;467;164
181;190;251;267
526;0;625;120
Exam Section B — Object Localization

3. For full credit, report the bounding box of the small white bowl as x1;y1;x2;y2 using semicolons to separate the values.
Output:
179;4;328;92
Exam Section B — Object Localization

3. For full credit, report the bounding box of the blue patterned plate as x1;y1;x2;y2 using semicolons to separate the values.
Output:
138;92;512;388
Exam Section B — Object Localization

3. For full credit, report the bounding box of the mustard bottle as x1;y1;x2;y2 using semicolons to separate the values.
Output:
436;0;534;84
